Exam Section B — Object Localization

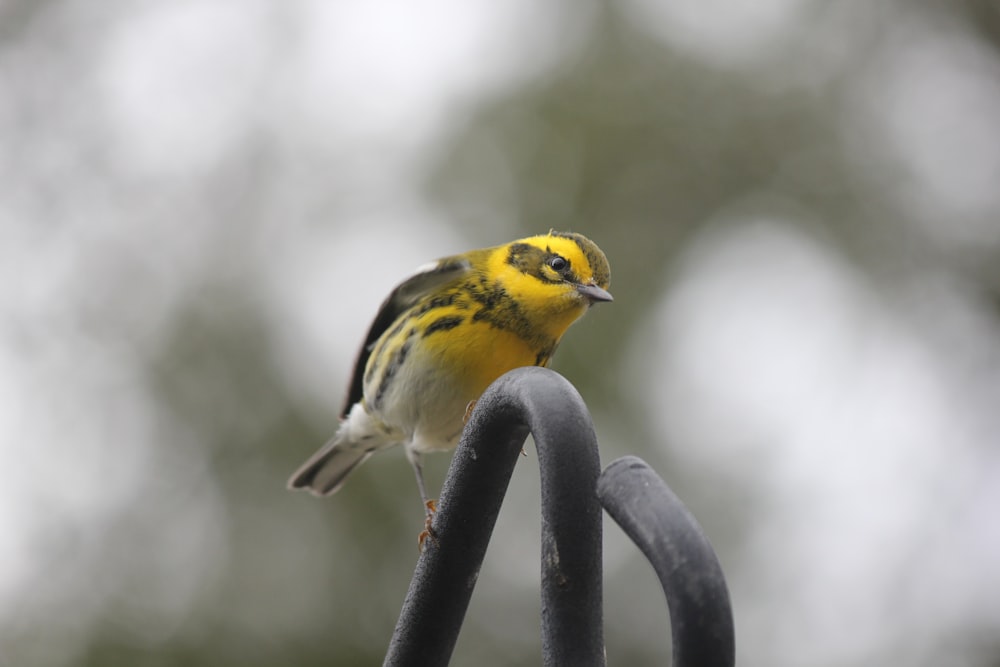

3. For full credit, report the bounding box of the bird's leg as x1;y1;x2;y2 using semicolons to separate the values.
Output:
409;451;438;551
410;452;431;510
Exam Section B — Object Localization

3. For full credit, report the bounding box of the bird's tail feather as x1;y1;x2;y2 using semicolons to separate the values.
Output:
288;431;373;496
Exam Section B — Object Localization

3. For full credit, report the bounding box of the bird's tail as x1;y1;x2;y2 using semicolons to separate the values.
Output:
287;430;373;496
288;403;394;496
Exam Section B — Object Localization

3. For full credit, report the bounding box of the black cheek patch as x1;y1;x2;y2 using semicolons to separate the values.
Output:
506;243;536;273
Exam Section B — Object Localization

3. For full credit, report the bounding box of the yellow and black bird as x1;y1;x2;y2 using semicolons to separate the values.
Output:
288;231;612;521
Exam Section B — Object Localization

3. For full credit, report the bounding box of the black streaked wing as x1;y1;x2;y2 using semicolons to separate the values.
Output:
340;256;472;418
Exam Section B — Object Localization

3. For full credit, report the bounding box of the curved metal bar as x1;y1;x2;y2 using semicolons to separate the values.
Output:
384;367;605;667
597;456;735;667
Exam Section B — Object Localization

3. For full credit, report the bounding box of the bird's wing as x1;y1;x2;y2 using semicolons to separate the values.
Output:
340;256;472;418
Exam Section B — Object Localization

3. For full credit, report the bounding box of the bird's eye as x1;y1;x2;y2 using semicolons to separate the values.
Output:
548;255;568;272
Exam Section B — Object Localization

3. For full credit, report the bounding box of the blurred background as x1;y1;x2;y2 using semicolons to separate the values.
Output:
3;0;1000;665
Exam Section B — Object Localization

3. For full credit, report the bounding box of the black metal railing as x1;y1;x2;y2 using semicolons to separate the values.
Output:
383;367;734;667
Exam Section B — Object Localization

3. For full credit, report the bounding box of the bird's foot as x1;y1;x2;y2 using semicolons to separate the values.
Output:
463;400;477;425
417;499;438;552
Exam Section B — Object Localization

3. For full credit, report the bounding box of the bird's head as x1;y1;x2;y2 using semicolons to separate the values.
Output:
490;231;612;336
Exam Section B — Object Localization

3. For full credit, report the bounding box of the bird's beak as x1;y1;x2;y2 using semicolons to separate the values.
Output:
576;281;613;304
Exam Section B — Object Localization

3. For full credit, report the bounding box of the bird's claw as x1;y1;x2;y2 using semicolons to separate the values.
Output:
417;499;438;552
463;400;477;426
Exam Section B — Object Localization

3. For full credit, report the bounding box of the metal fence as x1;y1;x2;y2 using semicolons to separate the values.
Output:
384;367;734;667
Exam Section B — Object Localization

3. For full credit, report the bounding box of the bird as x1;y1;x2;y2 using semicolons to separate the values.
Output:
287;231;612;528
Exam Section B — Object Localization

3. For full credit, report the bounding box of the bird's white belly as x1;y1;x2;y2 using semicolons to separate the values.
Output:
364;346;470;454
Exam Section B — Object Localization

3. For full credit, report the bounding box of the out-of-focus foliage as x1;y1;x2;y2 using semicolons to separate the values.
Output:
2;0;1000;665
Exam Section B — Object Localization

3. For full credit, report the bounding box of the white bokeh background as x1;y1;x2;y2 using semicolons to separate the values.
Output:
2;1;999;665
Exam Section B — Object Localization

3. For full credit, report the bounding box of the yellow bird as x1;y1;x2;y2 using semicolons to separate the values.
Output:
288;231;612;521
